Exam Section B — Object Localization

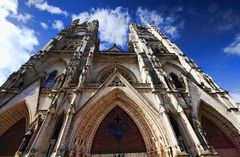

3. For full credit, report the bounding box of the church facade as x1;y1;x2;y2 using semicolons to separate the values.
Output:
0;19;240;157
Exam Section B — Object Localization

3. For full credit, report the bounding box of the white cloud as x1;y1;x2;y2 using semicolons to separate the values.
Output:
136;7;184;40
40;22;48;30
26;0;68;16
224;34;240;55
72;7;130;49
0;0;18;15
0;0;38;85
231;92;240;103
52;20;64;31
72;12;89;22
10;13;33;23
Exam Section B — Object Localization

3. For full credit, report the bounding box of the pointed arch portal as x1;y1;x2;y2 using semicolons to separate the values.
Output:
201;116;240;157
0;102;29;156
91;106;146;154
199;102;240;157
0;118;26;156
69;89;166;157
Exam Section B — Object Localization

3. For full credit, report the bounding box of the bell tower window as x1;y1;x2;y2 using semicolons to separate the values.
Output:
44;70;58;88
169;73;184;89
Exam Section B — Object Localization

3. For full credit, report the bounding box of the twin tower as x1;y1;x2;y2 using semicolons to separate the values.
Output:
0;19;240;157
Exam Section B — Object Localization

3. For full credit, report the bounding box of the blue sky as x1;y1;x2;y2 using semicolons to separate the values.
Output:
0;0;240;102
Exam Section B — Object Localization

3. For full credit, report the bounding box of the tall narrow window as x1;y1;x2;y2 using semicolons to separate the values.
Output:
169;73;184;89
44;70;58;88
51;115;64;140
46;114;64;157
154;47;160;54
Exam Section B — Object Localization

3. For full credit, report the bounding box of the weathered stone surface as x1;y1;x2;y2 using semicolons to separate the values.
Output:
0;19;239;157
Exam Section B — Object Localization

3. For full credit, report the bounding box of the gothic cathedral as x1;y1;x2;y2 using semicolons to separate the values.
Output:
0;19;240;157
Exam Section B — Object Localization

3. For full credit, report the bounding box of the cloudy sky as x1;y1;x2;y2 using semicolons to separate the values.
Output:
0;0;240;102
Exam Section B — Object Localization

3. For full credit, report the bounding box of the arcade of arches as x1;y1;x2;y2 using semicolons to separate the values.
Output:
0;101;240;157
97;67;137;84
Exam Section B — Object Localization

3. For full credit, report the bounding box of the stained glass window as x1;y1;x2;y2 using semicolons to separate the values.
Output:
44;70;58;88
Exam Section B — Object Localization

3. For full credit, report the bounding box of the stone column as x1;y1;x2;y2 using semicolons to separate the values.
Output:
178;111;206;156
181;74;189;94
51;104;75;157
26;109;55;156
159;110;183;157
164;89;211;156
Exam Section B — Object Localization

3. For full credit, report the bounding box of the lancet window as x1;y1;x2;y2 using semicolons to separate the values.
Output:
44;70;58;88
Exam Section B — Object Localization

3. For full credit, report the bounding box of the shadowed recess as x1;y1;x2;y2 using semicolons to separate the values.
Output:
91;106;146;154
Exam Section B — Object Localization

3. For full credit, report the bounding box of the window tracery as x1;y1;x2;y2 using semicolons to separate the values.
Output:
97;67;136;84
75;31;86;36
169;72;185;89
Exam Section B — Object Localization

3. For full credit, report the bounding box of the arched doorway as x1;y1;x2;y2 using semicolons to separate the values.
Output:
68;89;165;157
91;106;146;154
0;102;29;156
199;103;240;157
0;118;26;156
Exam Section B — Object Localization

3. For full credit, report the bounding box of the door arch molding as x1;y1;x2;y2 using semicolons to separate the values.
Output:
91;106;147;154
68;89;167;156
198;101;240;153
0;101;30;156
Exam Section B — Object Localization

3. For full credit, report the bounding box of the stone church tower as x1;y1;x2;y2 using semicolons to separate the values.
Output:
0;19;240;157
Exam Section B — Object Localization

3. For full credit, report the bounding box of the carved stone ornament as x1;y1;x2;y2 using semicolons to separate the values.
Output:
150;136;163;151
108;76;126;87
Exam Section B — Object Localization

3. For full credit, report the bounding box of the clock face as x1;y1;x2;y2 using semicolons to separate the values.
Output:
143;34;156;40
21;87;36;97
75;31;86;36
